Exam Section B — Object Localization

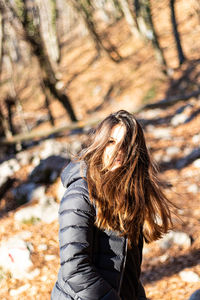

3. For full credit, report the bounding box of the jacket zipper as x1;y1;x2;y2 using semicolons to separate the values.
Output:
118;237;128;295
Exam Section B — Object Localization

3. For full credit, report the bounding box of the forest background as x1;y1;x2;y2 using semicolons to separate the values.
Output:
0;0;200;299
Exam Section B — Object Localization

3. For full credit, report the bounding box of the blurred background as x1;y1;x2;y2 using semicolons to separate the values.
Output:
0;0;200;299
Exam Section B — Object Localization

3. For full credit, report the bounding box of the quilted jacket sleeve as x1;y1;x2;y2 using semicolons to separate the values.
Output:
58;179;120;300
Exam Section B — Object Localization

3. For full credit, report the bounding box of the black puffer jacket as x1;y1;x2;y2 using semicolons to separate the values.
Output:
51;161;146;300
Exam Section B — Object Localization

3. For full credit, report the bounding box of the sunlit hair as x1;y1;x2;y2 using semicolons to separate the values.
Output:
79;110;175;246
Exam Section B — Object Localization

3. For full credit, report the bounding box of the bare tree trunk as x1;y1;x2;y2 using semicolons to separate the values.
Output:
36;0;60;63
69;0;122;62
0;106;12;138
6;97;15;135
44;95;55;126
170;0;185;66
70;0;102;54
15;98;29;132
134;0;167;68
0;11;3;70
112;0;124;20
3;0;77;122
56;0;78;37
0;6;10;138
118;0;139;38
2;3;29;136
93;0;123;23
43;79;78;122
0;4;27;138
40;81;55;126
23;0;58;83
7;54;29;134
194;0;200;22
134;0;150;36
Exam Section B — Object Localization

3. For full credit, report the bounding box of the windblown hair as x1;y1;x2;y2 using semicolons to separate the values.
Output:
79;110;175;245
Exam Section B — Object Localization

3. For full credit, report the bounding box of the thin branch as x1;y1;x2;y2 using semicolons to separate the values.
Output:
0;118;100;145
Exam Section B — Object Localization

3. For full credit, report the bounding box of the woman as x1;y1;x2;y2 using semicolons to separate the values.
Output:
52;110;174;300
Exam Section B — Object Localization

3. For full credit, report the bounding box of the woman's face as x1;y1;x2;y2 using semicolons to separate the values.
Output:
103;124;126;171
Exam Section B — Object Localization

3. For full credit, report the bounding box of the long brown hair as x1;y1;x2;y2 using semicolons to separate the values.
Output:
79;110;175;245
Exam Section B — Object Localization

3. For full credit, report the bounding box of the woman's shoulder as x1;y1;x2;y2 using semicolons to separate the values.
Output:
61;160;87;188
59;161;95;216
